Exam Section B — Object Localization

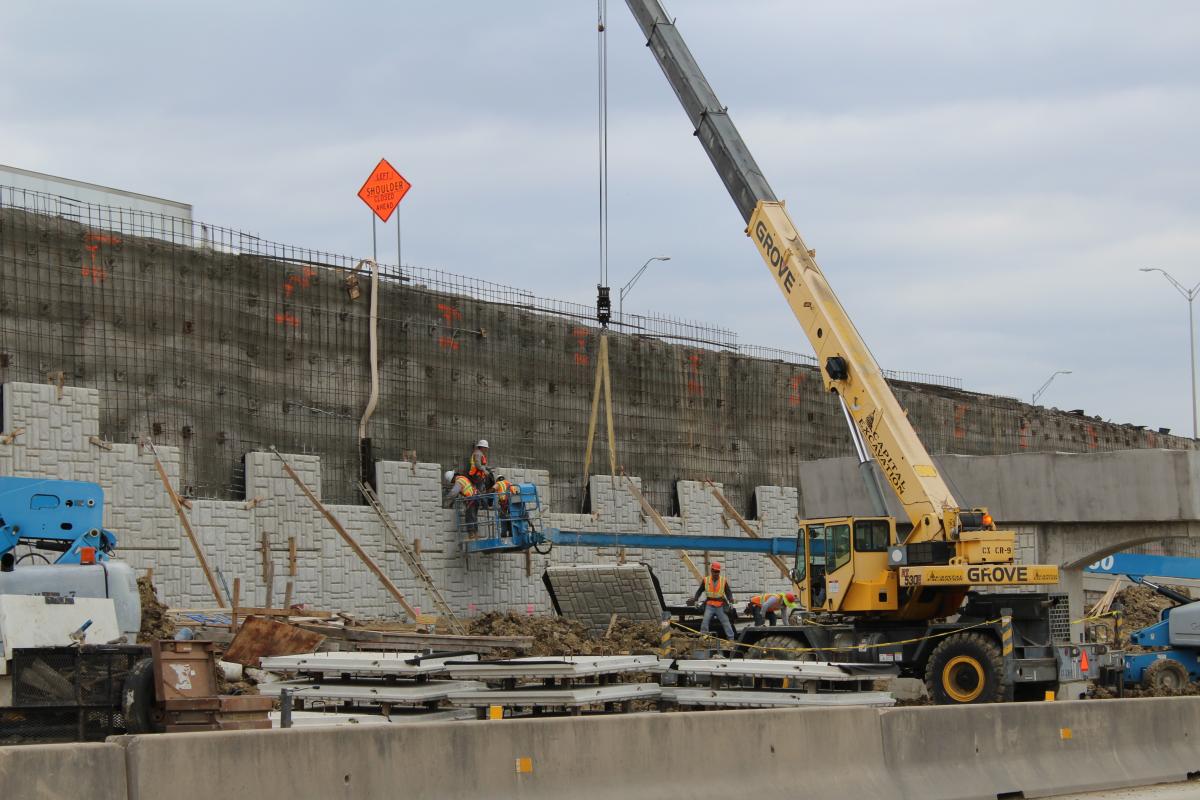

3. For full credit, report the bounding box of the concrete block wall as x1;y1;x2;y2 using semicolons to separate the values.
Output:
0;382;797;615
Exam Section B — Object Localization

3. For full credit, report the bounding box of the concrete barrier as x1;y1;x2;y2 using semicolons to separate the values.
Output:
881;697;1200;799
116;707;899;800
6;699;1200;798
0;741;126;800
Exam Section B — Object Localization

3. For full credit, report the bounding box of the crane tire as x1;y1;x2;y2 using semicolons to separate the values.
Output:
1142;659;1190;694
122;657;159;734
753;634;816;661
924;632;1007;705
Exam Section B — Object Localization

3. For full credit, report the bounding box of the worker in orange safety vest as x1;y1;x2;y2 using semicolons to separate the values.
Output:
465;439;493;493
492;475;516;537
444;470;479;535
689;562;735;641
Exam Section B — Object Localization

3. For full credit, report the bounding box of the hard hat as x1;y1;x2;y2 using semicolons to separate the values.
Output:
711;562;722;572
785;592;796;602
476;439;489;449
444;470;455;484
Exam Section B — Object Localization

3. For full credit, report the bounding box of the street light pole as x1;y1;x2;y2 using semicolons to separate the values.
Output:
619;256;671;321
1032;370;1072;406
1141;268;1200;439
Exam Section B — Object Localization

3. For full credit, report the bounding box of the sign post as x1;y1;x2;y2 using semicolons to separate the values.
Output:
357;157;412;265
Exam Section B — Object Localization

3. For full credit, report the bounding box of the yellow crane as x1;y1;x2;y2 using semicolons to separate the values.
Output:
624;0;1093;704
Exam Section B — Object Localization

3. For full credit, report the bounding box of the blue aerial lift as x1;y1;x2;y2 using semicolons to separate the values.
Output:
0;477;118;565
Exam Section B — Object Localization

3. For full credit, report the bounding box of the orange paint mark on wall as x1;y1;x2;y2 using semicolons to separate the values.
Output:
953;404;967;440
438;303;462;350
282;266;316;298
1086;424;1098;450
788;374;805;406
686;352;703;397
81;232;121;285
571;327;590;367
274;312;300;328
1018;419;1030;449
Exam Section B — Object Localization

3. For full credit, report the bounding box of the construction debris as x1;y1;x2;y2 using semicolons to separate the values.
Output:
466;612;697;658
137;575;176;642
223;616;326;667
1115;583;1192;647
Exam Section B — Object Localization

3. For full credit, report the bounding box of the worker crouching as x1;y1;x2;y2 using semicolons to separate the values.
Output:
746;592;797;626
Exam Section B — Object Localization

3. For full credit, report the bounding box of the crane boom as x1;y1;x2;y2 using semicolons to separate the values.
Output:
625;0;958;542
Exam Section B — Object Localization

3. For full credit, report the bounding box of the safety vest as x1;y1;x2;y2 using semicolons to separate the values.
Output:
470;449;488;478
494;479;513;507
453;475;476;498
704;575;727;606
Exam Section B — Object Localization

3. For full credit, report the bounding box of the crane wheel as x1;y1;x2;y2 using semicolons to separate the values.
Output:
753;634;816;661
924;633;1007;705
1142;659;1190;694
122;657;159;734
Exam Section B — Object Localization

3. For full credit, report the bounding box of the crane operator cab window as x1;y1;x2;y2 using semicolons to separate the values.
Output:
809;524;827;608
825;524;852;572
854;519;890;553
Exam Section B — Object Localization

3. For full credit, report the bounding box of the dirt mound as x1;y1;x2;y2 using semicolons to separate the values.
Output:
466;612;696;658
137;575;176;642
1091;682;1200;699
1113;583;1192;648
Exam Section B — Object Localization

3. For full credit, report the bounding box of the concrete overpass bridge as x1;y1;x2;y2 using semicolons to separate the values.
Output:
797;449;1200;639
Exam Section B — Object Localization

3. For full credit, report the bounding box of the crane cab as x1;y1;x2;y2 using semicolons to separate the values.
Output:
791;516;900;615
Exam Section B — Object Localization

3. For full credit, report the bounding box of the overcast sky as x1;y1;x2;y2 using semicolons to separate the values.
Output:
3;2;1199;435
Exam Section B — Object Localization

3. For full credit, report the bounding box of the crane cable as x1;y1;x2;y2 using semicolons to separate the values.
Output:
597;0;609;290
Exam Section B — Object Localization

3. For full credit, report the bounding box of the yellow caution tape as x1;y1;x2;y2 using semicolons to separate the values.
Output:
673;609;1121;655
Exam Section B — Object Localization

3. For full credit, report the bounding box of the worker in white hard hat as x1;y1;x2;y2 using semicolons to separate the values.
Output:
465;438;493;494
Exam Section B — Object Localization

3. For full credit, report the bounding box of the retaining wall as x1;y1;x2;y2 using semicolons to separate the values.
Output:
0;381;800;612
1;203;1190;512
5;699;1198;800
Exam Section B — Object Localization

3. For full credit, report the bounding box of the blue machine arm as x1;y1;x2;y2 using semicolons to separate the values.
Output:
0;477;117;563
544;529;798;555
1085;552;1200;581
460;481;805;557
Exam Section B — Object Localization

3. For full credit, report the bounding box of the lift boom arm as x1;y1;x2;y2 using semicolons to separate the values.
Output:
625;0;958;542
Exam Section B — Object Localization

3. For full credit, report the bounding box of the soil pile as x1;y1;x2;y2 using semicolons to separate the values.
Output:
466;612;697;658
137;575;176;642
1114;583;1191;647
1091;682;1200;699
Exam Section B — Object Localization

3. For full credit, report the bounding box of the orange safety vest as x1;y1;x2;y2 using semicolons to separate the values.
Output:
453;475;476;498
704;575;727;606
752;593;787;610
469;449;489;478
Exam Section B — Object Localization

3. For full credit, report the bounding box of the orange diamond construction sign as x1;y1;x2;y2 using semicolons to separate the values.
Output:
357;158;411;223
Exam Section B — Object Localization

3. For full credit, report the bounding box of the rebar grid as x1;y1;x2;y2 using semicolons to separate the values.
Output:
0;186;1192;512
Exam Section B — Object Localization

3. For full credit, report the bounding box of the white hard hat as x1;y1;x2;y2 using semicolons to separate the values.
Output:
476;439;489;449
443;470;455;484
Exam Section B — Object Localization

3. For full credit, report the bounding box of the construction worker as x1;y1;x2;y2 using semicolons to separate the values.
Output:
689;562;735;642
443;470;479;535
492;475;515;537
465;439;493;493
746;592;798;626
